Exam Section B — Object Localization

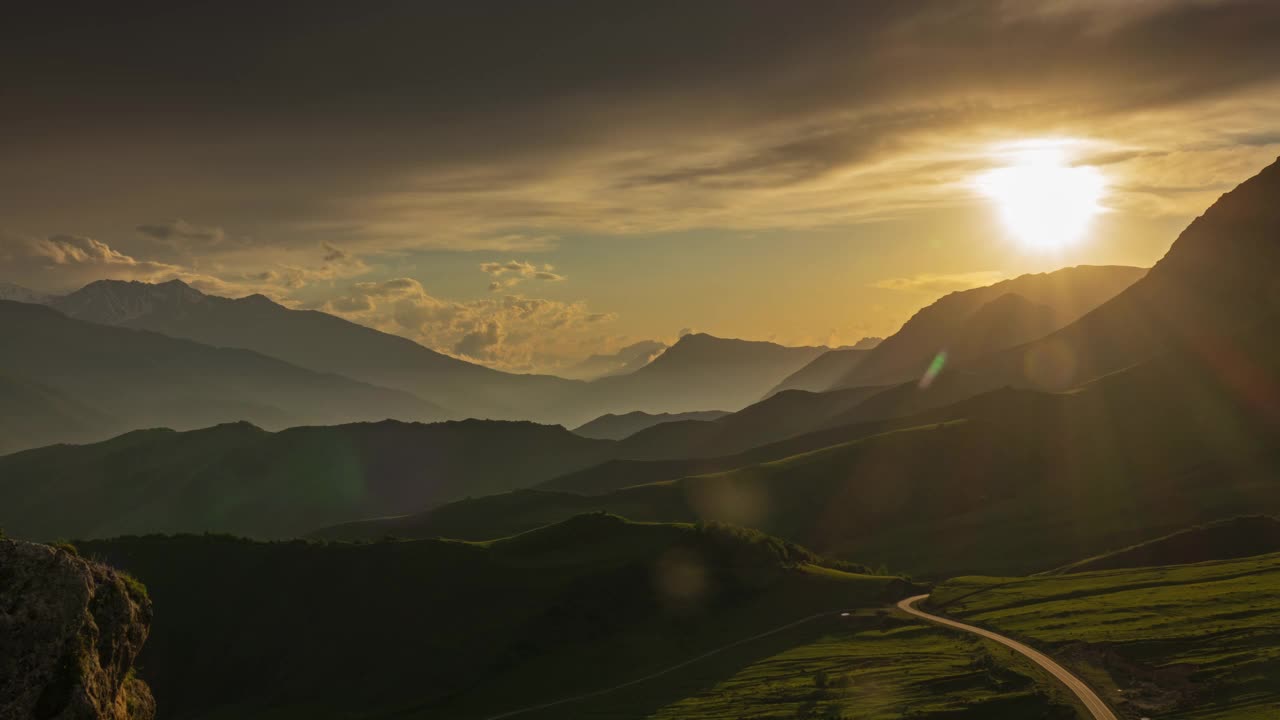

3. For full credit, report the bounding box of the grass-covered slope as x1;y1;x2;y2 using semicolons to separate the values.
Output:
930;552;1280;719
1050;515;1280;574
648;615;1084;720
78;516;907;720
0;419;614;541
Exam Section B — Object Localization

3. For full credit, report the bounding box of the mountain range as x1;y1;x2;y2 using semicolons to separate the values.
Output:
312;158;1280;577
18;281;833;428
0;300;444;453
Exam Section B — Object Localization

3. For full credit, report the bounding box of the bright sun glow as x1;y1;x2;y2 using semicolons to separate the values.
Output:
976;142;1106;251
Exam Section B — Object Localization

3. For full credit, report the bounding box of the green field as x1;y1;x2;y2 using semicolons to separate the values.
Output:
931;552;1280;718
644;617;1086;720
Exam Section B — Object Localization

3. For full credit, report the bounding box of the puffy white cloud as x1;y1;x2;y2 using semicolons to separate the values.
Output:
478;259;565;291
323;277;618;372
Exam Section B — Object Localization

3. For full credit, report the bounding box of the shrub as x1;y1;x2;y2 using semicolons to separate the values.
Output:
119;572;151;604
53;541;79;556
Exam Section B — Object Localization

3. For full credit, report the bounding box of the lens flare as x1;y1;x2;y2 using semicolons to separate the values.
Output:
920;351;947;389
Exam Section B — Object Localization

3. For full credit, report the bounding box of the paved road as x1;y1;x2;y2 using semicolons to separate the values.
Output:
897;594;1118;720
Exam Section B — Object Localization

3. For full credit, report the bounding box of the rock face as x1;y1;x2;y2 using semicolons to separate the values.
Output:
0;540;154;720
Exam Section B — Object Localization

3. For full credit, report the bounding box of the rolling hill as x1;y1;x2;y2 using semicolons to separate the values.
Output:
0;419;614;540
77;517;906;720
572;409;731;440
323;314;1280;576
0;300;444;452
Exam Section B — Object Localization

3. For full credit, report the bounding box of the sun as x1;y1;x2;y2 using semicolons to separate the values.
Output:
976;142;1106;251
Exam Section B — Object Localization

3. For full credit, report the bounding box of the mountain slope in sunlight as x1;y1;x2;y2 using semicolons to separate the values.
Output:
977;156;1280;391
832;265;1147;390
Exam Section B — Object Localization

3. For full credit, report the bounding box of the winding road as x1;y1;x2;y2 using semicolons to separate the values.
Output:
478;595;1118;720
897;594;1118;720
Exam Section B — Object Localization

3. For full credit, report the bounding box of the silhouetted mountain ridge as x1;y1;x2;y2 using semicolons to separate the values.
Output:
572;409;730;440
0;417;615;540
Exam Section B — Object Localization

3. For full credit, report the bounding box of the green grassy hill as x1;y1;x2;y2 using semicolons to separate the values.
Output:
1049;515;1280;574
78;516;908;720
929;552;1280;719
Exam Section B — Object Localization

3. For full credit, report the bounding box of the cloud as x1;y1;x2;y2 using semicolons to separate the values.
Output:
321;242;348;262
323;277;617;372
479;259;565;291
873;271;1006;294
0;233;194;291
4;1;1278;257
480;260;537;277
136;219;227;246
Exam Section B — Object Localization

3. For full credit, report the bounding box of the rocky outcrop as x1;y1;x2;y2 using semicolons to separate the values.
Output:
0;540;154;720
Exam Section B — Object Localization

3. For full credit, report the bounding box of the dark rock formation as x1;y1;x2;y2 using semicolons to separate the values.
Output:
0;539;154;720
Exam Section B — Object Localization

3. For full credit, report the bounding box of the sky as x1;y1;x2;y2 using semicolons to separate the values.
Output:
3;0;1280;373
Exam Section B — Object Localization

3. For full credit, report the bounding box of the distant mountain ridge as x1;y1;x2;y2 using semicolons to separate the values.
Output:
44;281;826;425
572;409;730;440
558;339;667;380
0;374;116;455
48;279;578;423
0;299;444;452
578;333;828;419
0;282;48;304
